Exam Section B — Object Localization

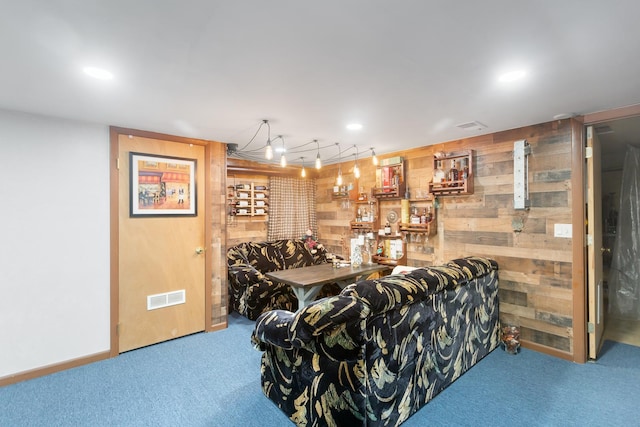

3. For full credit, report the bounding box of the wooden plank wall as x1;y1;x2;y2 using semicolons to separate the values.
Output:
209;141;228;329
315;119;576;357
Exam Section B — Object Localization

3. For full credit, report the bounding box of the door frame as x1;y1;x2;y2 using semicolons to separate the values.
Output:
586;125;605;358
579;104;640;362
109;127;213;356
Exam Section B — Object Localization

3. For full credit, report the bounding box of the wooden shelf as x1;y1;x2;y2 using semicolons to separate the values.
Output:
351;199;378;231
428;150;474;196
399;219;437;236
374;234;406;266
228;183;269;217
373;158;406;199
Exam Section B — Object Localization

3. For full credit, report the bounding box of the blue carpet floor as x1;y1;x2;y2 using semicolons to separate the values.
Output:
1;313;639;426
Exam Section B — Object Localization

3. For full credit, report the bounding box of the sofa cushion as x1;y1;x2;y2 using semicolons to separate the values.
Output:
343;265;472;315
238;241;286;273
447;256;498;280
280;239;317;269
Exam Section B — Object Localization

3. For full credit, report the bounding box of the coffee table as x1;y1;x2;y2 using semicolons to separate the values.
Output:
266;263;390;309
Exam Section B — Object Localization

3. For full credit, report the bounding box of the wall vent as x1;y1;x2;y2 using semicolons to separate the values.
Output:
147;289;186;311
456;121;487;131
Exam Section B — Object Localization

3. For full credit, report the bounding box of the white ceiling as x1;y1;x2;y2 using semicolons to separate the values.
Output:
2;1;640;166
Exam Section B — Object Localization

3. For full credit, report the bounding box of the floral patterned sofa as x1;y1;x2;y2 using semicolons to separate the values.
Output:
251;256;500;427
227;239;333;320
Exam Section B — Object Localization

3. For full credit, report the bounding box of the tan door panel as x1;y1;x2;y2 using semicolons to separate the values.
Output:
118;135;205;352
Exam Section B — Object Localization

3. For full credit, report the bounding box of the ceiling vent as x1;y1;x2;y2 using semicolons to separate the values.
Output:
456;121;487;131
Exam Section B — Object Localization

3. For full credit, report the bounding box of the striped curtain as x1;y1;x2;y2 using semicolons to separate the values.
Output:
267;177;317;241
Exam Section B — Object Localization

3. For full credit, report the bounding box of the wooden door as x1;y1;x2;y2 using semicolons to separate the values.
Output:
587;125;605;359
117;134;206;352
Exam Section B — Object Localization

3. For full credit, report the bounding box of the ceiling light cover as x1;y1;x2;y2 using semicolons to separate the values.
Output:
498;69;526;83
83;66;114;80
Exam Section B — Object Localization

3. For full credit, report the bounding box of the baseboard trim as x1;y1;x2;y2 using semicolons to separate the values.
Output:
0;350;111;387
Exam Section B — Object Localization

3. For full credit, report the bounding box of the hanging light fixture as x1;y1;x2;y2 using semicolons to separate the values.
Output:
370;147;378;165
314;139;322;169
353;145;360;179
300;157;306;178
264;120;273;160
279;135;287;167
336;143;343;186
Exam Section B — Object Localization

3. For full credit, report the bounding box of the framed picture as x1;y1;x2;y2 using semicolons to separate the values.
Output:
130;152;197;217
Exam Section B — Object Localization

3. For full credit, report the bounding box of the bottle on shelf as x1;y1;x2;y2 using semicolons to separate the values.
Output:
420;208;427;224
410;206;420;224
449;159;459;184
427;206;433;222
433;160;446;185
384;222;391;235
462;158;469;181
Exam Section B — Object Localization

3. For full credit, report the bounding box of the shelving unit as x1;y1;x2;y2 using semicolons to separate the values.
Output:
372;158;406;199
398;198;437;237
373;234;407;266
428;150;474;196
350;199;378;231
228;183;269;217
332;184;357;200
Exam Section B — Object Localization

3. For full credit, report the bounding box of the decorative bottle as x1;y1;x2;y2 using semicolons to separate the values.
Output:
410;206;420;224
433;160;446;185
462;158;469;181
351;244;363;267
449;159;459;183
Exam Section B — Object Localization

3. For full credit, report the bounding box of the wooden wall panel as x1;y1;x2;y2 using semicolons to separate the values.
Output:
315;119;578;358
223;118;582;360
209;141;227;329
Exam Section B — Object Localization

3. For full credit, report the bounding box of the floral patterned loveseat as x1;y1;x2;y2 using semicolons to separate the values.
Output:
227;239;332;320
251;256;500;426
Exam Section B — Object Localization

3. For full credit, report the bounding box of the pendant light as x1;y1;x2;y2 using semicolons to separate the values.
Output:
370;147;378;165
300;157;306;178
264;120;273;160
336;143;343;186
279;135;286;167
353;145;360;179
315;139;322;169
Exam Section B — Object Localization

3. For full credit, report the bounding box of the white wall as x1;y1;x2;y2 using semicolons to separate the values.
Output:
0;109;110;378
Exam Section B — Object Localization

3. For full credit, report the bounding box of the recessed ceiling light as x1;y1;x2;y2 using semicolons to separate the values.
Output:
498;69;526;83
553;113;573;120
346;123;363;131
83;66;114;80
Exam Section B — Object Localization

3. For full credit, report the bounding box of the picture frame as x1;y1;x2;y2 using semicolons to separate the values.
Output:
129;152;197;217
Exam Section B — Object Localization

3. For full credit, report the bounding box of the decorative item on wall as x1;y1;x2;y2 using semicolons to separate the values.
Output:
129;152;197;217
513;140;531;210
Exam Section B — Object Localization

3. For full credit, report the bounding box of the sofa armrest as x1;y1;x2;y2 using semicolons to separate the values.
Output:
252;310;296;351
228;263;266;287
252;295;370;361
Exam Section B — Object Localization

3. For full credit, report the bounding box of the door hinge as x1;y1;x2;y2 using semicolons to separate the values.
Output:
587;322;595;333
585;146;593;159
586;234;594;246
116;157;120;170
